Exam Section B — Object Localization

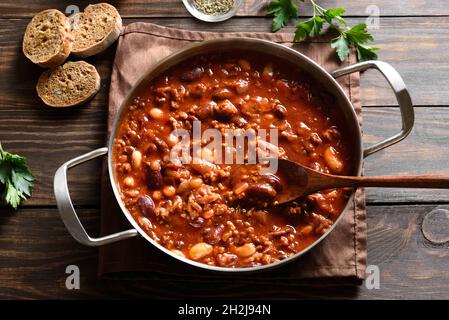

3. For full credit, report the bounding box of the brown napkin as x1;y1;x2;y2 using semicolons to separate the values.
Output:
99;23;367;279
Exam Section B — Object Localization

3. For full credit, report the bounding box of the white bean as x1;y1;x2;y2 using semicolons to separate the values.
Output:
238;59;251;71
167;133;179;147
189;177;203;189
163;185;176;198
131;150;142;169
171;249;185;257
149;108;164;120
189;242;213;260
324;146;344;173
123;176;135;187
235;243;256;258
262;64;274;81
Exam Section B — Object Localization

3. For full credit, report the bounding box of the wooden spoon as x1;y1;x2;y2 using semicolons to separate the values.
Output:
272;158;449;204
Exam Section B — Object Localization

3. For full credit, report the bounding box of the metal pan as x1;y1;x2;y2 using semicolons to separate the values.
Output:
54;38;414;272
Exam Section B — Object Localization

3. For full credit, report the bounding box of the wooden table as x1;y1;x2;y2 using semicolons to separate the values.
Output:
1;0;449;299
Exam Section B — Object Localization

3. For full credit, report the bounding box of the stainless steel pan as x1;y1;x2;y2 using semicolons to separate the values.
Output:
54;38;414;272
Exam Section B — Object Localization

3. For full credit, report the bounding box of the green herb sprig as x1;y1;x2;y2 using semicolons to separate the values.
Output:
268;0;379;62
0;143;35;209
267;0;299;32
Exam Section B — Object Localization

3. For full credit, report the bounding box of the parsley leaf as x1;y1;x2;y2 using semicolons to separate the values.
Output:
0;143;35;209
356;43;379;61
331;35;350;62
294;17;323;41
323;7;346;25
269;0;379;62
267;0;299;32
346;23;374;44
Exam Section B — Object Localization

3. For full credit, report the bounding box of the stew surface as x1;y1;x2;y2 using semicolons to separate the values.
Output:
113;51;356;268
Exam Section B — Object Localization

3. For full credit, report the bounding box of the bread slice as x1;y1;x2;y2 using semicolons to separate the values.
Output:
36;61;100;107
23;9;73;68
70;3;122;58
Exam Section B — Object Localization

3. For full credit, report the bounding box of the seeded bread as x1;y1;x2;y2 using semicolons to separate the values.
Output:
23;9;73;68
36;61;100;107
70;3;122;58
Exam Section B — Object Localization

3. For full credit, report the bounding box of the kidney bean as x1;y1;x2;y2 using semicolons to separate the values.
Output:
203;224;224;244
261;174;283;192
212;88;234;100
269;225;296;236
231;115;248;127
309;132;323;145
247;183;277;199
223;63;241;76
214;100;238;118
273;104;287;118
137;195;155;217
196;101;215;120
189;83;207;97
180;67;204;82
189;217;205;228
322;126;341;142
234;80;249;94
147;168;163;189
217;253;238;267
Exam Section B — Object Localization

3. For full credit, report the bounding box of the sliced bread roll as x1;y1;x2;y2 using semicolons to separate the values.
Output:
70;3;122;58
36;61;100;107
23;9;73;68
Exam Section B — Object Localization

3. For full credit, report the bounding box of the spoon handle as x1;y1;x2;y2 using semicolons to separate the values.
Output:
328;175;449;189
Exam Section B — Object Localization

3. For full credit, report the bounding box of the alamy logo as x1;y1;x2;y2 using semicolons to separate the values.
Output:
65;265;80;290
365;265;380;289
365;5;380;30
169;120;280;174
65;5;80;30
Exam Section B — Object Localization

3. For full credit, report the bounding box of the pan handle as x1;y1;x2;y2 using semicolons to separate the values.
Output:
54;147;138;247
331;60;414;158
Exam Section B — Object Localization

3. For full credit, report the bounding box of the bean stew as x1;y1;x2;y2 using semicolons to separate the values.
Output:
113;51;356;268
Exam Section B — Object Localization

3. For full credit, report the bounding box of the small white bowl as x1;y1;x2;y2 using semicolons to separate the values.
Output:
182;0;244;22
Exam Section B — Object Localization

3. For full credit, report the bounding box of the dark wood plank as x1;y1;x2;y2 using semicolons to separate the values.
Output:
1;205;449;299
2;17;449;205
1;0;448;18
141;16;449;107
3;105;449;205
364;107;449;204
2;17;449;108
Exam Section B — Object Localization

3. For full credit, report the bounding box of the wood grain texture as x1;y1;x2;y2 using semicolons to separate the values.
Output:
2;17;449;109
3;103;449;206
1;0;449;300
1;0;449;18
1;205;448;299
364;107;449;204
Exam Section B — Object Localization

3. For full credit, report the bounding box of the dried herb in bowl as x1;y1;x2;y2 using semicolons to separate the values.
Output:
193;0;235;16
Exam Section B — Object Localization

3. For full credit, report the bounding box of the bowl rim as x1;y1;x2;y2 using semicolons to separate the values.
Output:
181;0;244;23
107;37;363;273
